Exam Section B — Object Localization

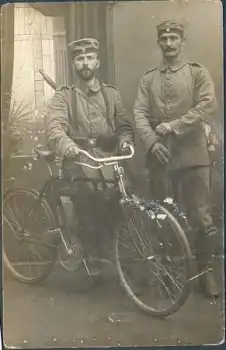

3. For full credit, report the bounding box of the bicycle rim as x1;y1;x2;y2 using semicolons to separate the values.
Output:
3;187;58;283
114;199;193;318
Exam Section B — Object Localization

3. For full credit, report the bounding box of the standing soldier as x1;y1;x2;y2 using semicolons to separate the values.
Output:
133;20;219;298
46;38;134;270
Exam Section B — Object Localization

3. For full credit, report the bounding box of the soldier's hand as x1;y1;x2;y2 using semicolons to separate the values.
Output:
155;122;172;136
151;142;171;164
64;144;80;157
120;141;133;153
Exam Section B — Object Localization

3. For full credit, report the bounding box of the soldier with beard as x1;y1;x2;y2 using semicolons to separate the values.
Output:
46;38;134;271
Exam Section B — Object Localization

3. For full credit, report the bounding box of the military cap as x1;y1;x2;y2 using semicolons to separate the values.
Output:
157;20;184;37
68;38;99;58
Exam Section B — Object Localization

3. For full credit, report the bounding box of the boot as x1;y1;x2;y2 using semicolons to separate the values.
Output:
197;257;220;299
194;226;220;299
200;270;220;299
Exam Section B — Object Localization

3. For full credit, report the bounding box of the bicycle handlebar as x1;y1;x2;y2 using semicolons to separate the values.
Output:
78;145;135;163
9;145;135;164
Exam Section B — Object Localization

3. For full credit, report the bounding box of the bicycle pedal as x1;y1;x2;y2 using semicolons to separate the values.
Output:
82;258;101;277
188;267;212;282
90;269;101;277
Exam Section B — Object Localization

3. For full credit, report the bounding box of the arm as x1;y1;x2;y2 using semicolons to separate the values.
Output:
45;88;76;157
114;89;134;148
169;67;217;136
133;76;157;153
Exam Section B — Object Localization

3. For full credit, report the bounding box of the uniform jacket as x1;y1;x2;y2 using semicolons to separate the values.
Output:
133;61;217;170
45;79;134;184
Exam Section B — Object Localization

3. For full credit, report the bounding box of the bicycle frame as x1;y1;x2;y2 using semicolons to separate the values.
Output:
6;146;195;315
10;146;135;255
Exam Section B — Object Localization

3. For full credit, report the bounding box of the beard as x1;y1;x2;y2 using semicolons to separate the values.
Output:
76;67;95;81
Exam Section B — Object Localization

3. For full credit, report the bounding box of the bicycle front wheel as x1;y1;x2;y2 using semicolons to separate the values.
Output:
3;187;59;283
114;198;193;318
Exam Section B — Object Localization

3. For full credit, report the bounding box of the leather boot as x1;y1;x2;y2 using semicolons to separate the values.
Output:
197;257;220;299
194;225;220;299
201;270;220;299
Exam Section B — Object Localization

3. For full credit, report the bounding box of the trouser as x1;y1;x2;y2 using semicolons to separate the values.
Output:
148;163;217;262
60;160;119;257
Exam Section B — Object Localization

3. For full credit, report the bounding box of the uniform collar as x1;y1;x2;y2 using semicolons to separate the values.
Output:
77;78;101;94
159;61;187;72
88;78;101;93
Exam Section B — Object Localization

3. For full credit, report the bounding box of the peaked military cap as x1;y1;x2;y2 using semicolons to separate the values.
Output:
68;38;99;58
157;20;184;37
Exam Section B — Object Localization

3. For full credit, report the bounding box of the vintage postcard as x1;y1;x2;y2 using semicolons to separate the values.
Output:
1;0;224;348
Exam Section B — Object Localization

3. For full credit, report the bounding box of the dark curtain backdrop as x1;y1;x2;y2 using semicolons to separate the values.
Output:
31;2;111;85
64;2;110;85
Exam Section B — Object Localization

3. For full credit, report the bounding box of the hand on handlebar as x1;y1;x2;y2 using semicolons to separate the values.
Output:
64;144;80;157
63;143;134;166
120;142;134;154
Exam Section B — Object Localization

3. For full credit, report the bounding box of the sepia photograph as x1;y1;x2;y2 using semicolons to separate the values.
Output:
1;0;224;347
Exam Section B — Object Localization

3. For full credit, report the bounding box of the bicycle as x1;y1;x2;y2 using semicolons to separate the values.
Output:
3;144;194;318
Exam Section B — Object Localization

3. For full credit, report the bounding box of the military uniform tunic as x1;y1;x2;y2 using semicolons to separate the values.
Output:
46;79;133;186
134;61;217;170
134;61;217;246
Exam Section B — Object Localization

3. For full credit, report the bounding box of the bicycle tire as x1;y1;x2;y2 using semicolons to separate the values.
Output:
3;186;58;284
114;199;193;318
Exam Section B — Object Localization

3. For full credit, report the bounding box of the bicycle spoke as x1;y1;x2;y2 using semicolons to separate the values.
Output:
12;196;24;224
3;189;56;282
152;267;168;305
3;215;20;239
127;215;150;256
116;199;191;316
119;228;140;255
5;203;20;229
152;268;177;304
153;261;183;293
29;246;50;276
29;245;49;263
133;212;151;250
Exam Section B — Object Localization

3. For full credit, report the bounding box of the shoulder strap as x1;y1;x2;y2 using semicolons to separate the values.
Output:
144;67;158;76
70;87;79;132
188;64;198;106
100;83;115;132
70;83;116;133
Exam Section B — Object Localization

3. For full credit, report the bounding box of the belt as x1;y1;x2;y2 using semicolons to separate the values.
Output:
72;137;97;148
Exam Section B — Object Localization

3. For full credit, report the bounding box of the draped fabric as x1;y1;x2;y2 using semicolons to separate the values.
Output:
64;2;111;85
30;3;112;85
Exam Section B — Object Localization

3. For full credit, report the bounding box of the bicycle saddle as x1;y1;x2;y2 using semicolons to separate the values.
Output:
34;145;55;162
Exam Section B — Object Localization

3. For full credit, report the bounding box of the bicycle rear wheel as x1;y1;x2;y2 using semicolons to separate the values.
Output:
3;187;59;283
114;198;193;318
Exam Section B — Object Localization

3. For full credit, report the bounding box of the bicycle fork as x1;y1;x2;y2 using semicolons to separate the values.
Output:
51;199;75;256
53;199;100;276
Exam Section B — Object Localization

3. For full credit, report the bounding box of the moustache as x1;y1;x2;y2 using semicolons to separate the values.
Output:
80;67;92;72
164;48;176;52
